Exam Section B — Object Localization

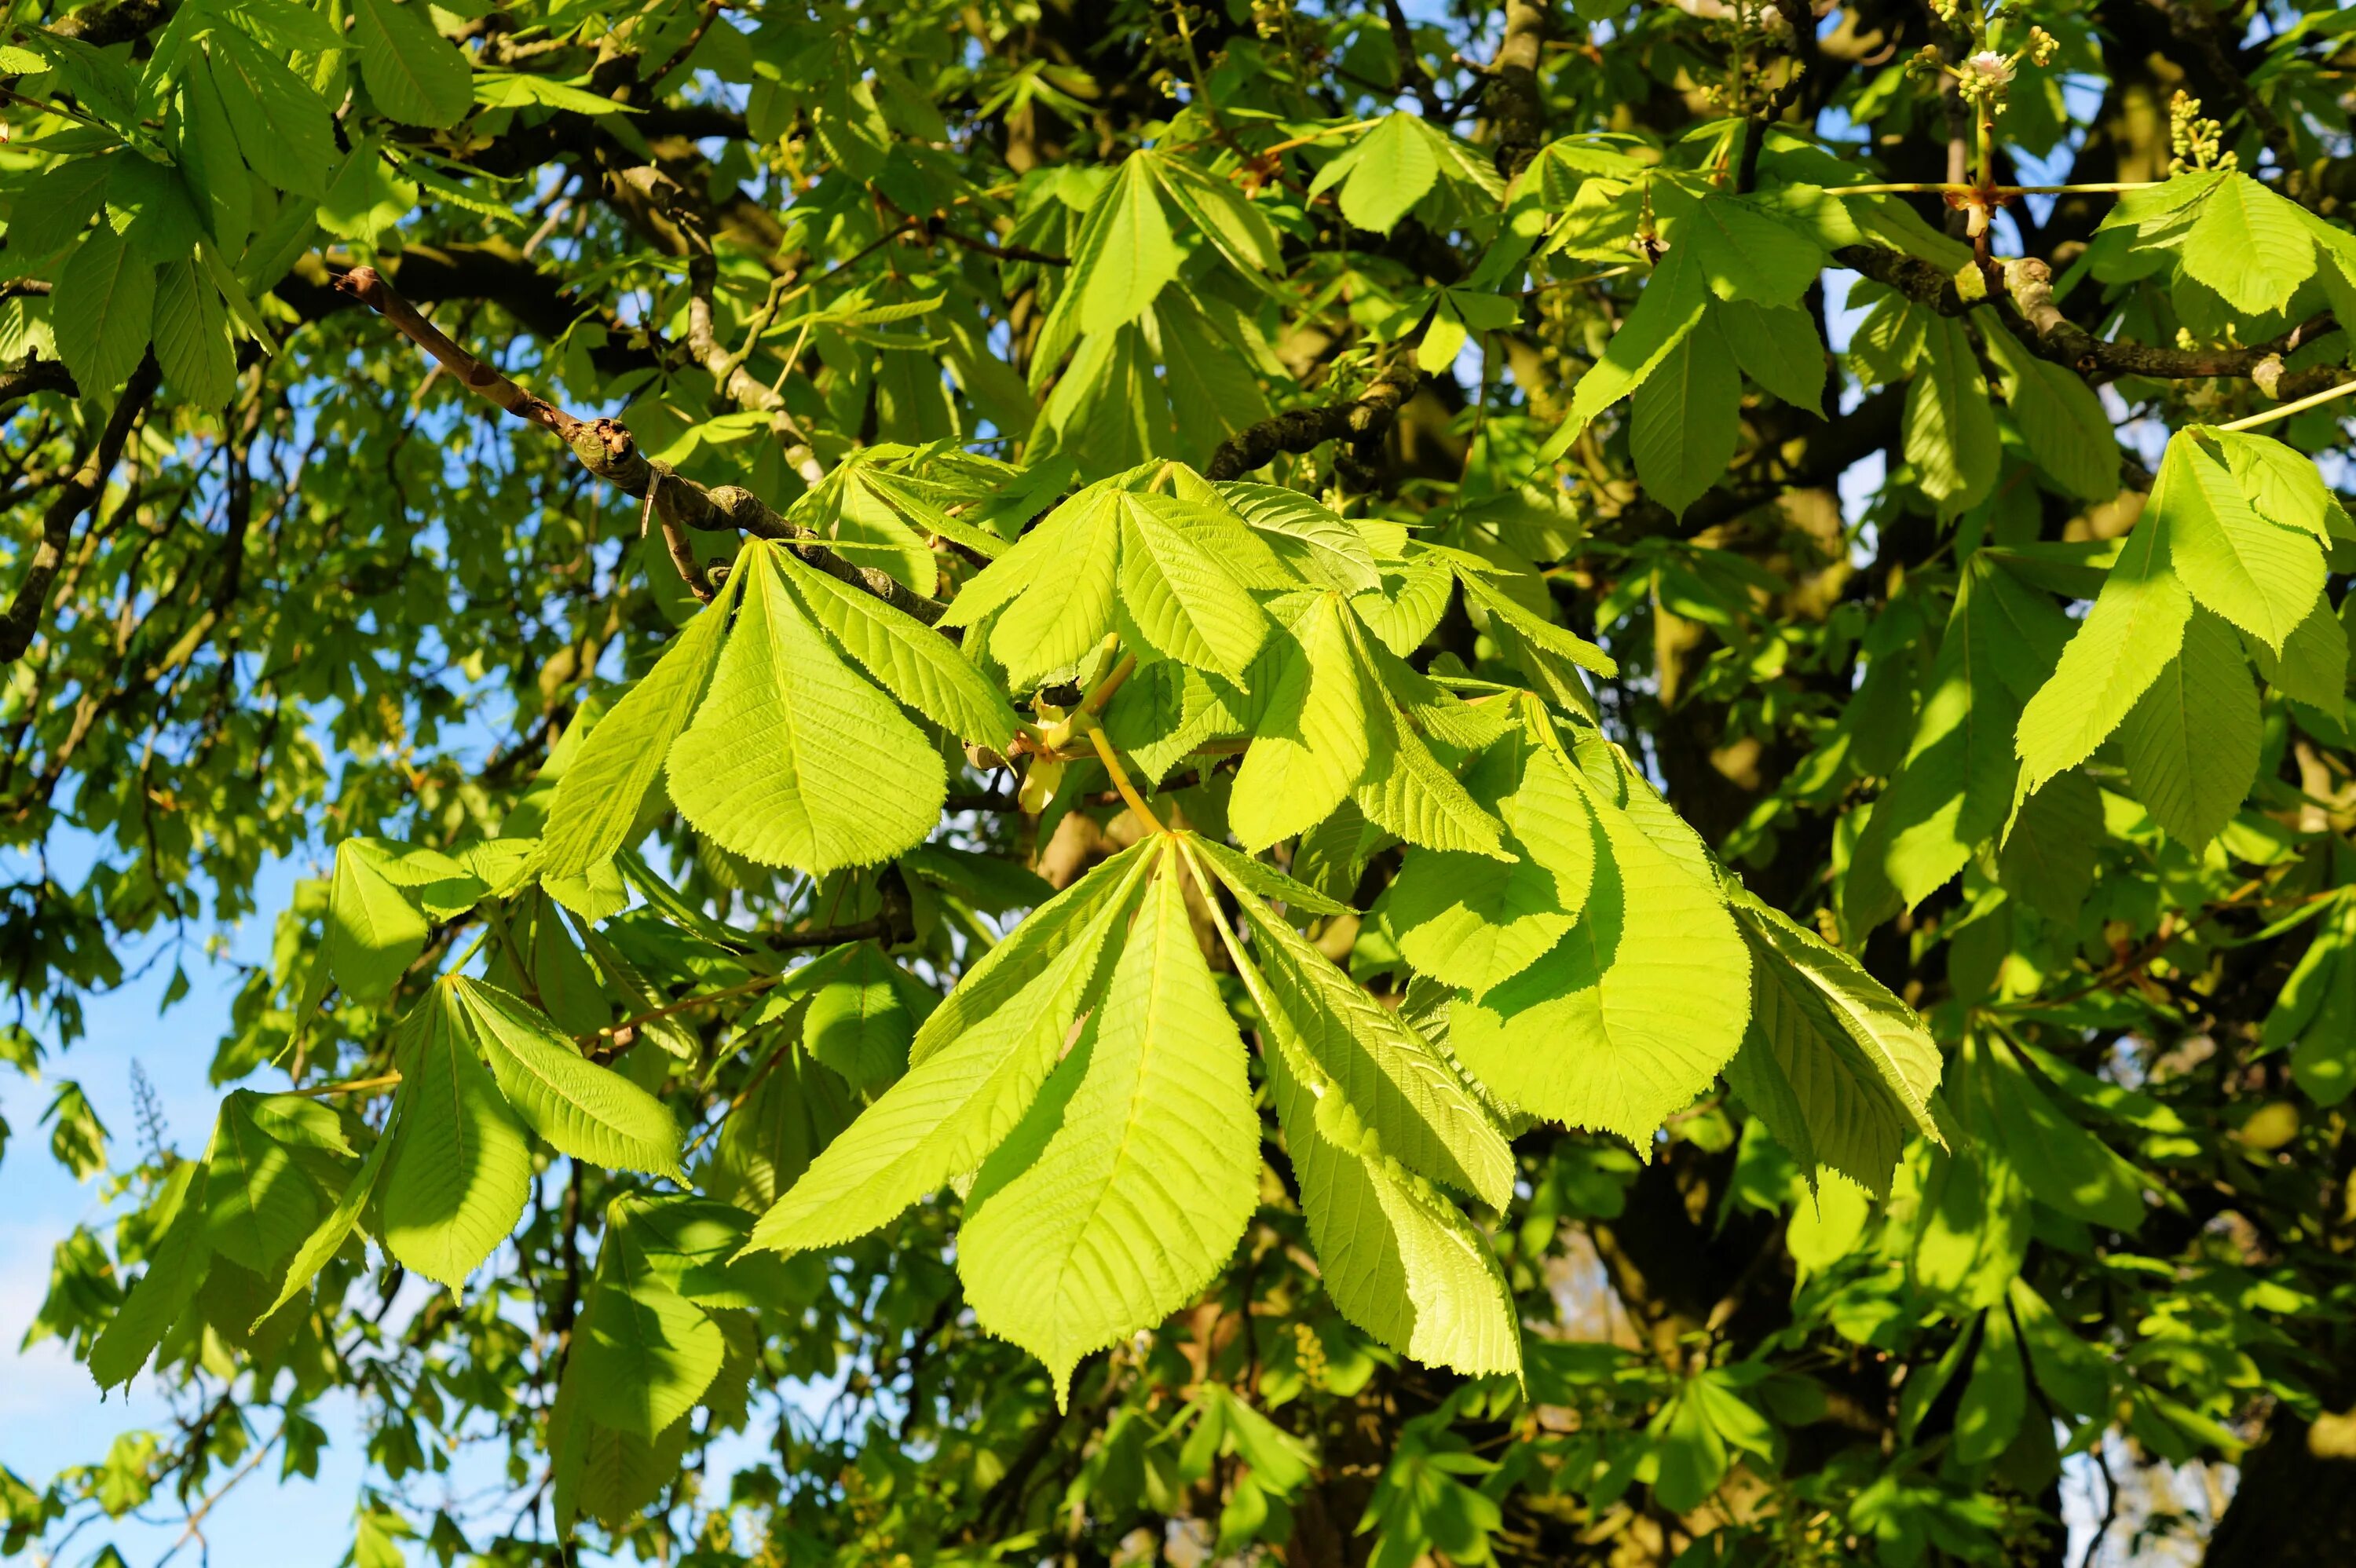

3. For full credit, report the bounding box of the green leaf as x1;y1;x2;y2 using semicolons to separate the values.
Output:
1148;152;1281;276
1629;309;1742;520
349;0;475;128
1534;240;1707;467
1220;485;1383;594
2014;503;2191;796
906;840;1158;1066
1116;492;1274;679
773;546;1020;747
984;488;1123;686
1716;298;1824;415
2009;1277;2110;1420
2179;172;2315;316
252;1101;401;1330
803;944;920;1092
1202;839;1514;1209
1652;177;1825;307
1999;770;2102;925
1389;743;1596;998
172;63;253;254
540;568;740;882
448;978;683;1178
1451;777;1751;1150
2252;591;2347;710
573;1207;723;1438
2160;430;2325;654
1904;315;1999;517
2121;607;2259;846
379;989;532;1290
1076;156;1180;334
745;846;1158;1254
1324;113;1440;236
667;543;944;875
1726;897;1943;1196
1981;321;2117;503
958;859;1260;1405
325;839;429;1003
1952;1305;2027;1467
1845;557;2068;930
1229;593;1378;852
1974;1033;2145;1232
2213;429;2351;545
205;1091;324;1274
205;27;337;199
1260;1006;1521;1379
53;227;155;394
90;1159;213;1391
150;258;234;411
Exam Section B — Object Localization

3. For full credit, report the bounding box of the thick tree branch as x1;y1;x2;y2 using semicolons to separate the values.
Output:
0;356;160;663
1483;0;1550;179
1838;244;2349;399
335;266;946;623
1205;364;1422;481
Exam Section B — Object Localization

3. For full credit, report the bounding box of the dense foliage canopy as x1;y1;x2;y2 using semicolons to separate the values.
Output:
5;0;2356;1563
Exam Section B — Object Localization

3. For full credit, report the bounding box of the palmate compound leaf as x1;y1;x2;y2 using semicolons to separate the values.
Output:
445;978;683;1179
1449;767;1751;1151
1191;835;1514;1210
1388;730;1600;1000
957;852;1260;1405
2160;429;2326;655
2014;492;2191;799
742;842;1161;1255
1724;894;1944;1197
666;539;944;875
2120;605;2260;846
955;470;1293;690
539;565;741;883
572;1199;726;1439
1228;591;1380;852
379;985;532;1290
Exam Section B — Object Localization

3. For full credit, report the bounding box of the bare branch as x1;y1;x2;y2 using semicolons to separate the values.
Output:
335;265;947;623
0;356;160;663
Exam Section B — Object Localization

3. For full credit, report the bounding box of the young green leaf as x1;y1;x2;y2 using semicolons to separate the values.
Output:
573;1208;723;1438
448;978;684;1179
2121;607;2259;846
89;1158;213;1391
667;542;944;875
540;567;741;882
744;846;1158;1254
2014;503;2191;796
1229;593;1379;851
379;989;532;1290
774;546;1021;747
958;859;1260;1405
349;0;475;129
1450;776;1751;1151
